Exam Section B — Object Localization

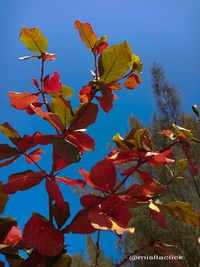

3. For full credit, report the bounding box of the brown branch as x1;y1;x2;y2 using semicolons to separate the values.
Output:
95;230;101;267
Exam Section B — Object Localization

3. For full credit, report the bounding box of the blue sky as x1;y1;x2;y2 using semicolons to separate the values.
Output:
0;0;199;264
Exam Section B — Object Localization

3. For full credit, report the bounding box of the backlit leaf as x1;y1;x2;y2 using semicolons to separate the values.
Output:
8;92;39;110
51;97;73;127
123;73;142;90
43;72;61;94
56;176;86;188
159;201;200;226
0;123;20;145
2;170;47;194
30;106;65;132
74;20;97;51
46;179;65;210
69;103;98;131
20;27;48;53
0;145;19;160
52;202;70;229
0;181;9;214
25;148;44;164
52;138;81;172
23;214;64;256
98;42;132;84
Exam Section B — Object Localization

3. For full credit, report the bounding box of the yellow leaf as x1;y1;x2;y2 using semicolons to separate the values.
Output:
149;202;160;212
159;201;200;226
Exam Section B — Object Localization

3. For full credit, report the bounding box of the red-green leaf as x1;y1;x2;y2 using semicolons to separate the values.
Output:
74;20;97;51
69;103;98;131
30;106;65;132
20;27;48;54
0;144;19;160
2;170;47;194
0;123;21;145
8;92;39;110
23;214;64;256
52;138;81;172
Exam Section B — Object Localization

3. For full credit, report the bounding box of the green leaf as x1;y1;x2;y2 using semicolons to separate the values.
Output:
0;181;9;214
98;41;132;84
51;97;74;128
20;27;48;54
0;123;21;145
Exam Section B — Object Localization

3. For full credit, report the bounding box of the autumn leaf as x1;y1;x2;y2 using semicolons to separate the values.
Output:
20;27;48;54
159;201;200;226
51;97;74;127
98;42;132;84
3;225;22;246
0;144;19;160
52;202;70;229
74;20;97;51
46;179;65;210
52;138;81;172
23;214;64;256
56;176;86;188
69;103;98;131
0;123;21;145
65;131;95;153
43;72;61;94
25;148;44;164
124;73;142;90
149;202;166;228
17;132;55;152
8;92;39;110
0;181;9;214
96;86;114;112
2;170;47;194
30;106;65;132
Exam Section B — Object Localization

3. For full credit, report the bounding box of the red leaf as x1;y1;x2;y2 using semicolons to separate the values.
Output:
150;209;166;228
23;214;64;256
3;225;22;246
30;106;65;132
43;72;61;93
2;170;47;194
8;92;39;110
96;86;114;112
0;155;20;168
32;78;39;89
107;150;138;164
96;41;108;54
80;194;103;208
69;103;98;131
56;176;86;188
78;85;92;104
148;150;175;166
26;102;43;115
42;53;56;61
66;131;95;152
124;73;142;90
18;132;55;152
25;148;44;164
81;159;116;192
137;169;154;183
46;179;65;210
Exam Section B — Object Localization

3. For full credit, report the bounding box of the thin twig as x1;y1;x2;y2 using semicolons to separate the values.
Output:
95;230;101;267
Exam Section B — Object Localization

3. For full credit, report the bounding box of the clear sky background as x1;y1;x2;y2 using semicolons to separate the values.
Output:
0;0;199;264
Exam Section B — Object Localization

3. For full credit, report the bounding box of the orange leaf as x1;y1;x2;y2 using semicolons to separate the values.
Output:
124;73;142;90
8;92;39;110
